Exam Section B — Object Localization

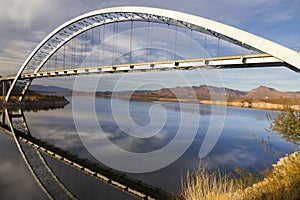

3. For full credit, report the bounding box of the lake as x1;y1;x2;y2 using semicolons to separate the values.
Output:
0;95;298;199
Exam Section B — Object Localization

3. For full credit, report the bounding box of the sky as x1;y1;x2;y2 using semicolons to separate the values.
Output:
0;0;300;92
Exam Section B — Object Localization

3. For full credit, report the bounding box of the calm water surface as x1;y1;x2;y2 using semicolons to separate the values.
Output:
0;95;298;198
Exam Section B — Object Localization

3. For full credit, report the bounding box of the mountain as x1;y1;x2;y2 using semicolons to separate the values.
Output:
30;84;299;101
193;85;247;100
107;85;247;100
29;85;72;93
96;85;299;101
243;86;300;99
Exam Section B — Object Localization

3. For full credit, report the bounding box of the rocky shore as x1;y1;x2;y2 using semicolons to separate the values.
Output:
0;95;69;110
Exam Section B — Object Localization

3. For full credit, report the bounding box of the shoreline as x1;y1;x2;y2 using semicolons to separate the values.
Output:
96;94;300;112
6;92;297;112
199;99;300;112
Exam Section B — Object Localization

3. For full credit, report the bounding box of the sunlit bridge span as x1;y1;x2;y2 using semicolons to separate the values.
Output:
0;6;300;200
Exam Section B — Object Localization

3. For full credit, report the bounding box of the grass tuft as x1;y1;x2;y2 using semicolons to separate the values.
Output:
181;151;300;200
181;168;245;200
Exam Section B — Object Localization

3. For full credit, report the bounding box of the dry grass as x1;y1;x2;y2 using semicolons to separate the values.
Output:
244;151;300;200
181;168;245;200
181;151;300;200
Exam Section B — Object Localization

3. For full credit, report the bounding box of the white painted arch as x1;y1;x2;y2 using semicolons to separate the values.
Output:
6;6;300;101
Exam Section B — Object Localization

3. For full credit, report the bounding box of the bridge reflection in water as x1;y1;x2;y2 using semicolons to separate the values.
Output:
0;107;171;200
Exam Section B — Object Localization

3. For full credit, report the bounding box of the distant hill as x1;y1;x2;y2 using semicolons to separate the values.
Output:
96;85;299;101
130;85;247;100
26;84;299;111
29;84;300;101
29;85;72;93
243;86;299;100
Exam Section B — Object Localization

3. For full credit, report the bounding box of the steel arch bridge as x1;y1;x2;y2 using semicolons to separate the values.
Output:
1;6;300;200
4;6;300;102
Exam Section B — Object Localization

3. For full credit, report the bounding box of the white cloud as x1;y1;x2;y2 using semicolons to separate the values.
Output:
0;0;54;28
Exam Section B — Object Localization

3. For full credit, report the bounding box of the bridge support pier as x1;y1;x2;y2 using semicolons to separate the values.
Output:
0;111;5;126
1;80;11;97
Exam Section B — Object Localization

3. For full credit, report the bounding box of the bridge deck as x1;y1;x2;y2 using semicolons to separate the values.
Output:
0;53;285;82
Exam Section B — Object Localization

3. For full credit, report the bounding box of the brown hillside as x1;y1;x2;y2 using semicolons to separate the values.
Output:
243;86;300;100
96;85;300;102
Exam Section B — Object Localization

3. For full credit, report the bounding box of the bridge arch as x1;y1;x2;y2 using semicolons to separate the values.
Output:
6;6;300;101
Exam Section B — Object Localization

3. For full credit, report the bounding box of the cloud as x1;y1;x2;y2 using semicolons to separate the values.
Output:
2;0;49;28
